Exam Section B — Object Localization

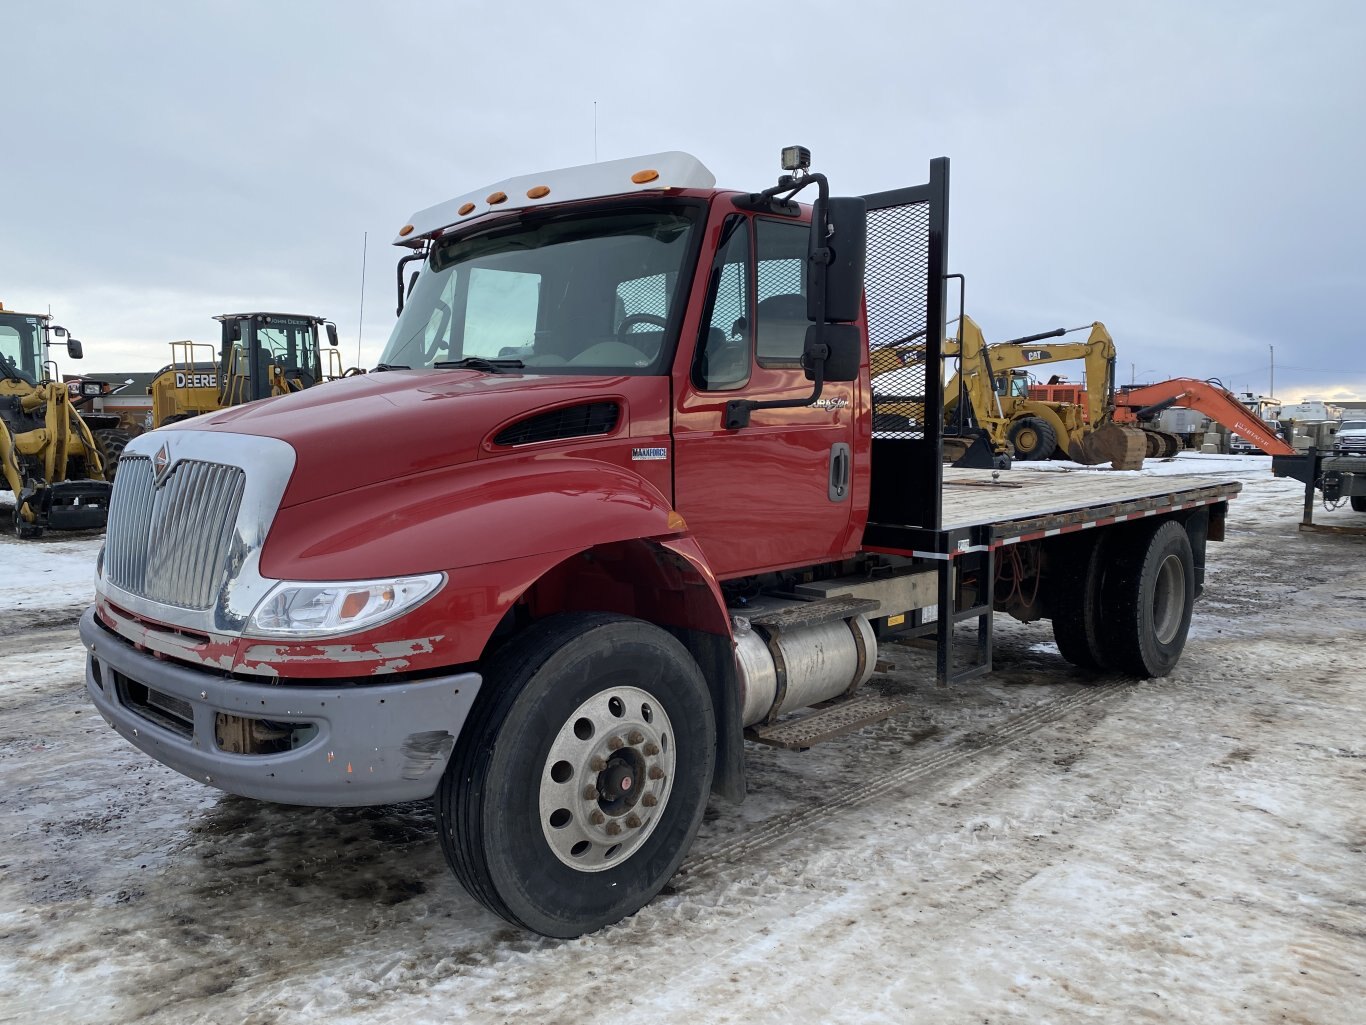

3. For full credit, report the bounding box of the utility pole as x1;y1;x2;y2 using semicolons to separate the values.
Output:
1130;362;1135;385
1269;344;1274;397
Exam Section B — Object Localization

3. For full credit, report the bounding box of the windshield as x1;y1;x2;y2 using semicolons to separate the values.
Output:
255;318;321;383
0;312;43;385
1341;421;1366;431
379;204;701;374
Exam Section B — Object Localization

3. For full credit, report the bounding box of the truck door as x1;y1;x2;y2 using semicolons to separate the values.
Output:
672;213;859;578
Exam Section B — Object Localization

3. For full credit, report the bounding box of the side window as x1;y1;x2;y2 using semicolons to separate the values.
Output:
692;216;751;391
754;218;811;366
464;268;541;358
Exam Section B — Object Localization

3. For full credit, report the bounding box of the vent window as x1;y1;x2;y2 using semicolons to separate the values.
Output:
493;402;620;446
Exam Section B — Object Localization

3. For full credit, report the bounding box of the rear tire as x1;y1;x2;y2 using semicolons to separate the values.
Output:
93;429;134;482
1049;533;1110;672
436;612;715;937
1008;417;1057;461
1096;520;1195;678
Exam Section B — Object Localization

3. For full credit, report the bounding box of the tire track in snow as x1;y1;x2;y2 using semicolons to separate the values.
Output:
684;681;1133;877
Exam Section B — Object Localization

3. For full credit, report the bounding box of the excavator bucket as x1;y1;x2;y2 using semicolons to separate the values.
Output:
1069;424;1148;470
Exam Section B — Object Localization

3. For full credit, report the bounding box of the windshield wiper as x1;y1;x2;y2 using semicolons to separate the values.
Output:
434;357;525;373
372;362;411;372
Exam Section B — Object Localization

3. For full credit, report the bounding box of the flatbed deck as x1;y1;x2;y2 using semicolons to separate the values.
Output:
866;468;1241;560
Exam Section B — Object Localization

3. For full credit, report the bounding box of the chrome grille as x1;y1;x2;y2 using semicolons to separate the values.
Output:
105;455;246;609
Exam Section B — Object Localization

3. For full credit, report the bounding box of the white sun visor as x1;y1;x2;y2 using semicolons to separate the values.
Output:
393;151;716;245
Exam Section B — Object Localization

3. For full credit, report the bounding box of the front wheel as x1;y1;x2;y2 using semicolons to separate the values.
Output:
437;612;715;937
1008;416;1058;461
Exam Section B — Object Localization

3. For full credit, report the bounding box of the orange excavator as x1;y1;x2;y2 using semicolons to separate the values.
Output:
1113;378;1294;456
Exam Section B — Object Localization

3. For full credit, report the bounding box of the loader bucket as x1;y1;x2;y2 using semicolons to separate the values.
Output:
1069;425;1147;470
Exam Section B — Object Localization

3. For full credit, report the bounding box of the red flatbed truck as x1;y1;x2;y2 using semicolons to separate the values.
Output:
81;149;1241;937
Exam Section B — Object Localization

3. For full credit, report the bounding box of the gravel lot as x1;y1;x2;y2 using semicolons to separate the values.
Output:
1;458;1362;1024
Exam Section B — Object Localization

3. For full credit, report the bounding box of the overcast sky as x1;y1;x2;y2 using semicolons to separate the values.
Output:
3;1;1362;400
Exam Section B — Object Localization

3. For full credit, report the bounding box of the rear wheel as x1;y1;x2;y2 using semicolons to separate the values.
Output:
1008;417;1057;461
437;612;715;937
1049;532;1110;672
93;429;134;482
1096;520;1195;678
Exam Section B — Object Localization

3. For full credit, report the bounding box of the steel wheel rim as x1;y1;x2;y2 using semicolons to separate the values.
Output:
539;684;676;872
1152;553;1186;645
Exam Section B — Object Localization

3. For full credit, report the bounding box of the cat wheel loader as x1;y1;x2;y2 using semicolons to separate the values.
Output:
872;316;1147;469
148;312;342;428
0;302;112;538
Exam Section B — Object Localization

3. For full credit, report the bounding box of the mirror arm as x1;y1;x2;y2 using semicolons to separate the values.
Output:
395;248;427;315
724;358;826;430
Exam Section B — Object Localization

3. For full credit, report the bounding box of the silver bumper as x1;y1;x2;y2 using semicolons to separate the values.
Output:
81;607;481;807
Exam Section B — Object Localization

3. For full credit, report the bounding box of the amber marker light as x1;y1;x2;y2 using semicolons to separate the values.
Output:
398;224;415;237
458;202;476;216
527;185;550;199
631;169;659;184
666;511;687;532
488;191;508;204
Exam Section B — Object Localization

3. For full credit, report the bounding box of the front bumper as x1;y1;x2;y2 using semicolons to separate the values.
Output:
81;608;481;806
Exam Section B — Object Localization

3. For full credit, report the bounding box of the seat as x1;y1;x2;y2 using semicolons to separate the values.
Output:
754;293;809;363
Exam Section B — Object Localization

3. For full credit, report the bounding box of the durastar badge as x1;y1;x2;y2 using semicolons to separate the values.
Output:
631;447;668;461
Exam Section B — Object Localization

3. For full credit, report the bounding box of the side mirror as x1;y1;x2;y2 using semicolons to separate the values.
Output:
66;339;84;359
803;324;860;383
808;196;867;324
326;323;339;347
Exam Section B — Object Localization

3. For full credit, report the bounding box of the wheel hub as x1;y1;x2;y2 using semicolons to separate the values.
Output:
539;685;675;872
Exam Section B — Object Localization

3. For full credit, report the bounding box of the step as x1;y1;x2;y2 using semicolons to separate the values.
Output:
745;693;913;751
740;596;881;632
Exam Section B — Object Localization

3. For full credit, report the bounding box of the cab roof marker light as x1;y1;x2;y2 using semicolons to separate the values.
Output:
631;169;659;184
487;191;508;205
394;151;715;245
398;224;415;237
526;185;550;199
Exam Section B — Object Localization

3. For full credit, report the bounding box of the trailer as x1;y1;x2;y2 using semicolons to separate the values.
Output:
81;149;1241;938
1272;447;1366;535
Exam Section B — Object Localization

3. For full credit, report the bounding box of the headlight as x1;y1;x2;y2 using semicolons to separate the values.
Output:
246;573;445;638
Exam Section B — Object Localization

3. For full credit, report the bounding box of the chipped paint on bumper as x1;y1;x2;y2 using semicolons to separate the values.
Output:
80;608;481;807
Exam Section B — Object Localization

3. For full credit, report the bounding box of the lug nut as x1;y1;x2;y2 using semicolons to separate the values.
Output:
590;810;606;825
607;736;624;751
625;814;641;829
627;730;645;745
642;793;658;807
606;821;622;837
648;766;665;781
589;756;607;772
583;785;598;800
643;742;659;756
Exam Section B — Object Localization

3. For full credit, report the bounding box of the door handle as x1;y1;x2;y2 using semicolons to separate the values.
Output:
829;442;851;502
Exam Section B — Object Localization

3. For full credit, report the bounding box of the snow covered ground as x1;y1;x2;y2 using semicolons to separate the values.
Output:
1;457;1362;1024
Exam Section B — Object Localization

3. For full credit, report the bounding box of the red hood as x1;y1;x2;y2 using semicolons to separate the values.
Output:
185;370;645;506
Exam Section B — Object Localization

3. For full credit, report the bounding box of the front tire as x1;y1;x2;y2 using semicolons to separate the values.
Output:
437;612;715;937
1097;520;1195;678
93;428;134;481
1008;417;1058;461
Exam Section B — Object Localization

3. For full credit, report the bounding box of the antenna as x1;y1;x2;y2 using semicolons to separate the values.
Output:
356;231;368;369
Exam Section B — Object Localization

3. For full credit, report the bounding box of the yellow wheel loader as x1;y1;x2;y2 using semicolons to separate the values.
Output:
148;312;342;427
872;316;1147;470
0;302;112;538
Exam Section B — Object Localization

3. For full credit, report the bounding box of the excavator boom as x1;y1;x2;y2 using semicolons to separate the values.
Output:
1114;378;1293;456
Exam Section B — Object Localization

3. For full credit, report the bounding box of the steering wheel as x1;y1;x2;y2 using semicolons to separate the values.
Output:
616;313;668;341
